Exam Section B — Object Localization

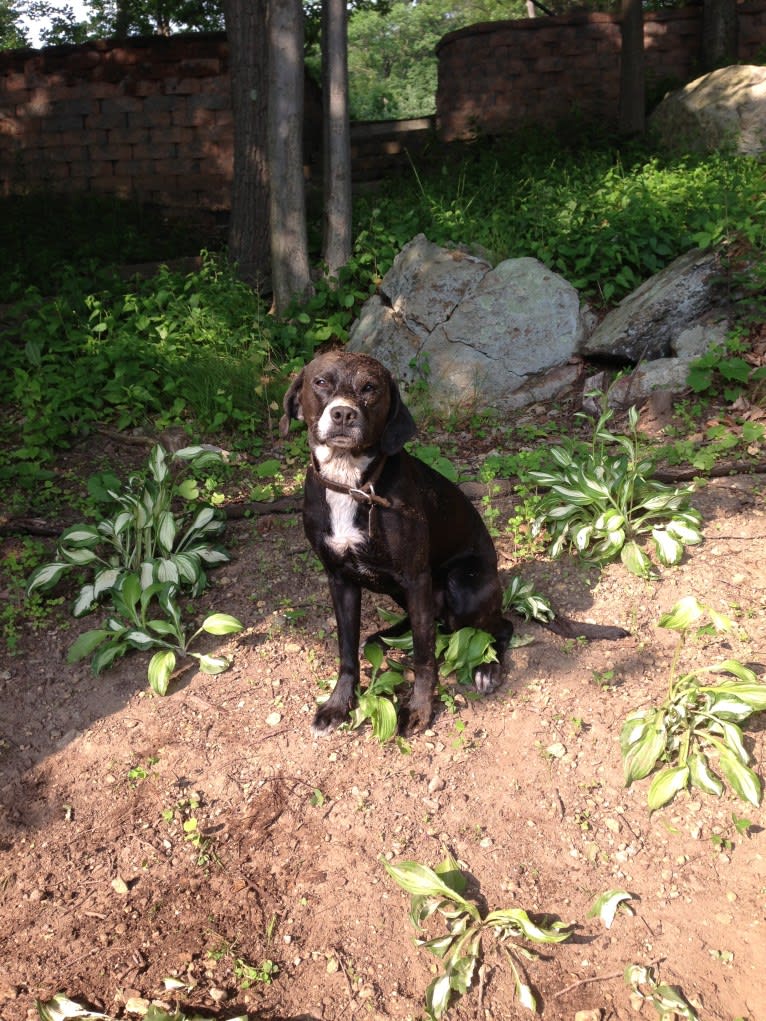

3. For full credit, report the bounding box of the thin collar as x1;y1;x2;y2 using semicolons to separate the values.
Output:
309;453;392;508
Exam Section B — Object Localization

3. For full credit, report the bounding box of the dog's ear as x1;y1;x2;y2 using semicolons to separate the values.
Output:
279;369;305;437
381;378;417;454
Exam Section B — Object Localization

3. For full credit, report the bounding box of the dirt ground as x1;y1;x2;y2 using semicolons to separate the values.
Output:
1;405;765;1021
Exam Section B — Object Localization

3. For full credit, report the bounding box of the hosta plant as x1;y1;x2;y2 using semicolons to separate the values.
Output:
384;854;570;1018
356;619;499;742
350;639;408;742
67;573;243;695
27;443;229;615
624;963;699;1020
502;576;554;624
621;596;766;810
526;396;703;578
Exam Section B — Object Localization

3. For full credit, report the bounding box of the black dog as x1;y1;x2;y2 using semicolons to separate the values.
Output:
281;351;624;735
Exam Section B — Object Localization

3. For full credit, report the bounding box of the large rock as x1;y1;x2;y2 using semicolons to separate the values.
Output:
650;65;766;156
580;248;726;363
349;235;591;411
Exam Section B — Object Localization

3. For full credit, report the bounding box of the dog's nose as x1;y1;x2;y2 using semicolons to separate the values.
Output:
330;404;358;427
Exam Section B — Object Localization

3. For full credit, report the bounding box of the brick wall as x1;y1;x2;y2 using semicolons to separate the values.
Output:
436;2;766;140
0;34;234;209
1;6;764;212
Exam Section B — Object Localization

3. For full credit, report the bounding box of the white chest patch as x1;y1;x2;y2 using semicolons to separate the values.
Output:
314;446;371;556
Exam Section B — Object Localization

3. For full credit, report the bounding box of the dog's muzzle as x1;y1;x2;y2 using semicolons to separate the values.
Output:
317;400;365;448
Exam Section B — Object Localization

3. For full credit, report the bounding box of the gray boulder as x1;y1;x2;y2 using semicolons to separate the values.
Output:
650;65;766;156
349;235;590;412
580;248;726;363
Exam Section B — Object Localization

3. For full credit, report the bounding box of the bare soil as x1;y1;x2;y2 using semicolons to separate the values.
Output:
1;409;765;1021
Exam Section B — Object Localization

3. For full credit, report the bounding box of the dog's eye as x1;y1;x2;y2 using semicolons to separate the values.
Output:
314;376;329;388
360;382;376;395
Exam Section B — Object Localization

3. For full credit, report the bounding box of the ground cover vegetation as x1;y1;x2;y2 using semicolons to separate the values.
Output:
2;134;766;1020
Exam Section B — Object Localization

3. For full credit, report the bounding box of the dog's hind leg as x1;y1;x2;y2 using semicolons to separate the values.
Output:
439;553;513;695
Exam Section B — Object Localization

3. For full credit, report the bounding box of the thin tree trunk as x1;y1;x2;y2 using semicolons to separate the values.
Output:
269;0;314;312
322;0;352;276
223;0;271;288
702;0;739;71
618;0;645;138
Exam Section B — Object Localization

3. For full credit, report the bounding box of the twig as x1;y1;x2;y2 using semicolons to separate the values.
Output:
553;957;663;999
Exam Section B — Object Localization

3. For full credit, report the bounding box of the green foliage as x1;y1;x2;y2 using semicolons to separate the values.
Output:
384;853;571;1018
350;640;407;742
625;963;700;1021
2;254;293;479
0;193;202;295
526;395;703;578
27;444;229;615
347;0;527;120
27;444;242;692
502;577;554;624
355;615;499;741
621;597;766;811
361;142;766;302
1;537;53;654
36;991;247;1021
687;328;766;402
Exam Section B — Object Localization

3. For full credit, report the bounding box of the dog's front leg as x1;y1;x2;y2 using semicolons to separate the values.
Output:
312;573;362;736
401;575;438;735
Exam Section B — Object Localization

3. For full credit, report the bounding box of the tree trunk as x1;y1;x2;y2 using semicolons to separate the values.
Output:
223;0;271;288
618;0;645;138
269;0;314;312
702;0;739;71
321;0;352;277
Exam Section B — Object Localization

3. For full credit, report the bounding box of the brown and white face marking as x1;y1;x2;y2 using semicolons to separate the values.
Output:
280;352;403;556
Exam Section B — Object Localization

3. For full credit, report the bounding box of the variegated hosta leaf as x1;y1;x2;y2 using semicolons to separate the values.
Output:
201;613;244;635
647;764;690;810
59;524;101;548
620;541;652;578
650;983;700;1020
706;659;759;684
713;743;762;806
425;972;452;1019
666;517;703;544
73;583;97;618
622;710;667;785
26;561;70;594
148;650;176;696
652;527;684;566
383;861;478;917
688;752;724;796
658;596;704;631
194;653;232;675
588;889;634;928
484;908;571;943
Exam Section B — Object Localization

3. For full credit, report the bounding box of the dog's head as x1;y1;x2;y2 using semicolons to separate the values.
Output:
279;351;416;456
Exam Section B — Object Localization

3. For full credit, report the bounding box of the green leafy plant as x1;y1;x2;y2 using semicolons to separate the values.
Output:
27;444;230;615
502;577;554;624
621;596;766;810
526;396;703;578
687;335;762;403
384;854;571;1017
350;640;408;742
624;963;699;1020
25;443;242;693
588;889;635;929
66;574;243;694
353;613;500;742
162;793;219;868
36;991;247;1021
